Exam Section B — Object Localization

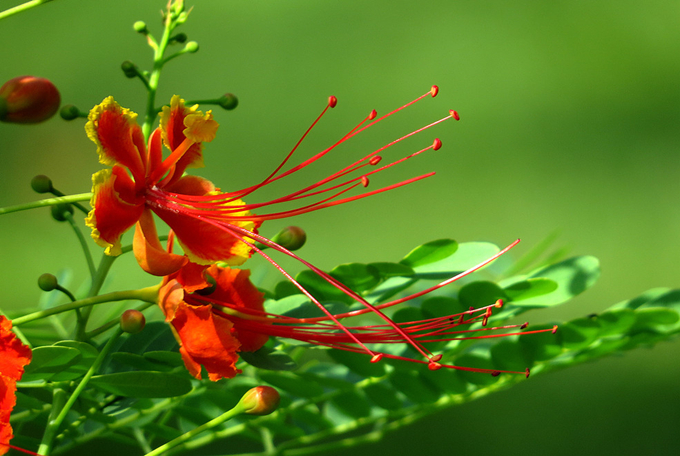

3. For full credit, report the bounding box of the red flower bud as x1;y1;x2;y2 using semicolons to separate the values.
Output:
0;76;60;124
120;309;146;334
239;386;280;416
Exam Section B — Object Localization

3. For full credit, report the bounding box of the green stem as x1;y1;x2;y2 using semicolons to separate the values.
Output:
38;328;124;455
76;254;118;340
0;193;92;215
0;0;54;21
12;285;159;327
85;301;154;338
145;401;247;456
142;11;175;139
64;212;96;280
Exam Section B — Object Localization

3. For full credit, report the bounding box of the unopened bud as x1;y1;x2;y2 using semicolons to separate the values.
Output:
184;41;199;53
133;21;148;34
38;273;58;292
59;104;81;121
271;226;306;251
31;175;53;193
218;93;238;110
120;309;146;334
121;61;138;79
239;386;280;416
171;32;188;44
0;76;60;124
51;203;74;222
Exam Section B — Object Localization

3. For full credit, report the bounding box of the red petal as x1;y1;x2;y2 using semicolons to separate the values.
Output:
170;301;241;381
85;97;147;183
86;168;145;255
133;210;188;276
160;96;204;177
209;268;268;352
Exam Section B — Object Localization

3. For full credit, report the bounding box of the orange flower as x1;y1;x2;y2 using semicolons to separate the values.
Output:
158;263;268;381
85;95;257;276
0;316;32;456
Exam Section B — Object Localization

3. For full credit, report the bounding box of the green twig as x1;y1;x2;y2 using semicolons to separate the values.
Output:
0;193;92;215
0;0;54;21
64;212;96;280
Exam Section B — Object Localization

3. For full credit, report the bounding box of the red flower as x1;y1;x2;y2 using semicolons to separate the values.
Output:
158;242;555;381
87;88;456;277
0;316;32;456
85;95;257;275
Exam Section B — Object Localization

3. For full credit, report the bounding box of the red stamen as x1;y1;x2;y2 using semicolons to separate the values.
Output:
328;96;337;108
552;325;558;334
360;176;369;187
369;156;382;165
450;109;460;120
430;85;439;97
432;138;442;150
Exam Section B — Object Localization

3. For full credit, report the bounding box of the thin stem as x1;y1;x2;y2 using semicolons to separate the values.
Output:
0;193;92;216
142;10;175;139
12;286;159;327
144;401;246;456
38;328;124;455
0;0;54;21
85;301;154;338
64;212;96;280
76;253;117;341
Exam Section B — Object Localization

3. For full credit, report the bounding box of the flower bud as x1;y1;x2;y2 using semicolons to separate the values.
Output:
51;203;74;222
30;175;53;193
271;226;307;251
121;61;138;79
60;104;81;121
120;309;146;334
239;386;280;416
218;93;238;111
38;273;58;291
171;32;188;44
0;76;60;124
184;41;199;53
133;21;148;34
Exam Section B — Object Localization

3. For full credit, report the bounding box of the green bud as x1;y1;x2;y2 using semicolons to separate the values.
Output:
239;386;280;416
171;32;188;44
133;21;148;34
121;61;138;79
271;226;307;251
30;175;53;193
50;203;74;222
38;273;58;292
59;104;81;121
120;309;146;334
184;41;199;53
218;93;239;111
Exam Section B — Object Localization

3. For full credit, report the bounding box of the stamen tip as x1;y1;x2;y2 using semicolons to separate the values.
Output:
430;85;439;97
432;138;442;150
368;109;377;120
520;322;529;329
361;175;370;187
370;354;383;363
491;370;501;377
449;109;460;121
494;299;504;308
552;325;558;334
369;156;382;165
428;361;443;371
525;368;531;378
430;354;442;362
328;96;337;108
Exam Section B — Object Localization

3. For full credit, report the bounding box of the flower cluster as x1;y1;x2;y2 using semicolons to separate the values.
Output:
85;89;552;381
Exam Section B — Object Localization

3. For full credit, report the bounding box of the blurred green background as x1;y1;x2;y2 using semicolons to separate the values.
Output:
1;0;678;454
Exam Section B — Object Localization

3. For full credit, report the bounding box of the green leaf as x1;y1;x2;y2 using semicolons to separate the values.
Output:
389;370;442;403
327;349;385;378
240;346;298;371
22;346;82;382
490;340;533;372
559;317;601;350
512;256;600;307
454;353;501;386
89;371;192;398
418;367;468;395
410;242;500;279
274;280;302;299
330;390;373;419
258;371;324;398
368;262;415;279
392;306;424;324
111;352;173;372
609;287;671;310
421;296;467;318
631;307;680;333
594;309;637;337
518;325;562;362
330;263;381;292
364;382;403;411
458;281;507;309
144;351;184;368
265;294;310;316
296;270;353;304
49;341;99;381
400;239;458;268
117;322;176;354
504;278;558;302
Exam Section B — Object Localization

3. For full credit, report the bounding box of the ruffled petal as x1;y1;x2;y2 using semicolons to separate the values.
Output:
167;299;241;381
133;209;188;276
210;268;268;352
85;96;147;183
0;317;31;456
160;95;205;175
86;168;145;256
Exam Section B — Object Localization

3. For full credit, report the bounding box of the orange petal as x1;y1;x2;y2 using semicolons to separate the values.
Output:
160;96;205;176
86;168;145;256
133;210;188;276
171;301;240;381
210;268;268;352
85;96;147;183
